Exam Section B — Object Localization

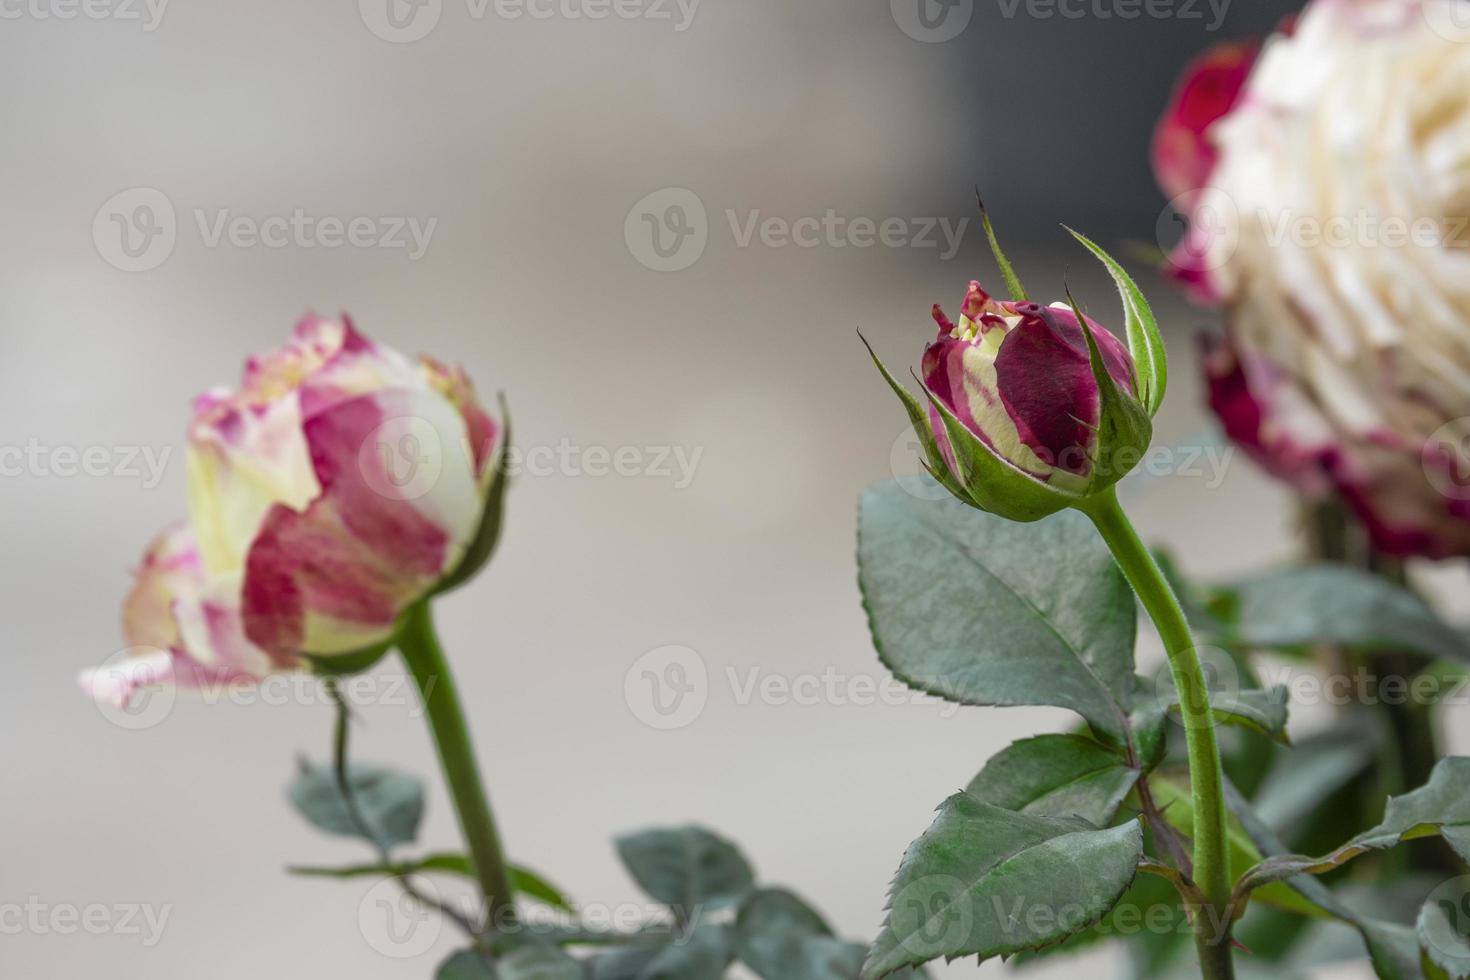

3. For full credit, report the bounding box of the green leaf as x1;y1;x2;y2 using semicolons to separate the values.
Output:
736;888;833;941
1065;227;1167;417
965;734;1140;825
615;826;755;915
1220;565;1470;663
592;923;732;980
1418;895;1470;980
863;794;1143;977
286;854;572;913
437;949;497;979
1221;780;1430;979
496;943;585;980
1237;758;1470;899
858;480;1138;743
1209;687;1290;741
736;889;902;980
1154;686;1289;743
1011;871;1183;969
510;865;575;914
1253;724;1380;831
286;761;423;851
740;935;865;980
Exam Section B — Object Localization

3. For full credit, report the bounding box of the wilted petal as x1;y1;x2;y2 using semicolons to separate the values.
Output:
78;648;258;712
122;523;202;651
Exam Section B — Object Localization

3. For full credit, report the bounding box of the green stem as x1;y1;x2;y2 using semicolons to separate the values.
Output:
1079;487;1234;980
397;600;517;935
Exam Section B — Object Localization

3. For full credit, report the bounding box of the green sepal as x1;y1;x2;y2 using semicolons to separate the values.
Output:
302;641;396;677
859;332;968;502
1066;227;1168;417
915;374;1077;521
1065;287;1153;496
433;394;511;597
977;190;1028;302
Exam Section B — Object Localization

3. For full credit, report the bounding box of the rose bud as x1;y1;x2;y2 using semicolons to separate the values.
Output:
82;316;506;708
867;223;1165;521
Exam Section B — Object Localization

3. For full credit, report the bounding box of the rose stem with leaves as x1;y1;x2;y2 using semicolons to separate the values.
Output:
396;599;518;938
1078;486;1235;979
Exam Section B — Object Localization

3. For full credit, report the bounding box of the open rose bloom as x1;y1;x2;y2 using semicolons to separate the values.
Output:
82;316;502;708
1158;0;1470;557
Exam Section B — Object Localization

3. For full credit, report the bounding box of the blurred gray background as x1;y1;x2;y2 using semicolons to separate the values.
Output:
2;0;1459;977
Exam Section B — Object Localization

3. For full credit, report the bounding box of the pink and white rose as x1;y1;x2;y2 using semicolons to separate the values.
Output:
82;315;502;708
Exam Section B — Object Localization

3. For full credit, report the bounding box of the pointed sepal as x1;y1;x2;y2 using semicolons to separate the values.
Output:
1066;227;1167;417
1066;287;1152;495
977;189;1029;303
859;331;969;502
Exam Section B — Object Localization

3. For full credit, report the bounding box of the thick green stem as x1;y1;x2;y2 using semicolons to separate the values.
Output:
397;601;516;935
1079;488;1234;979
